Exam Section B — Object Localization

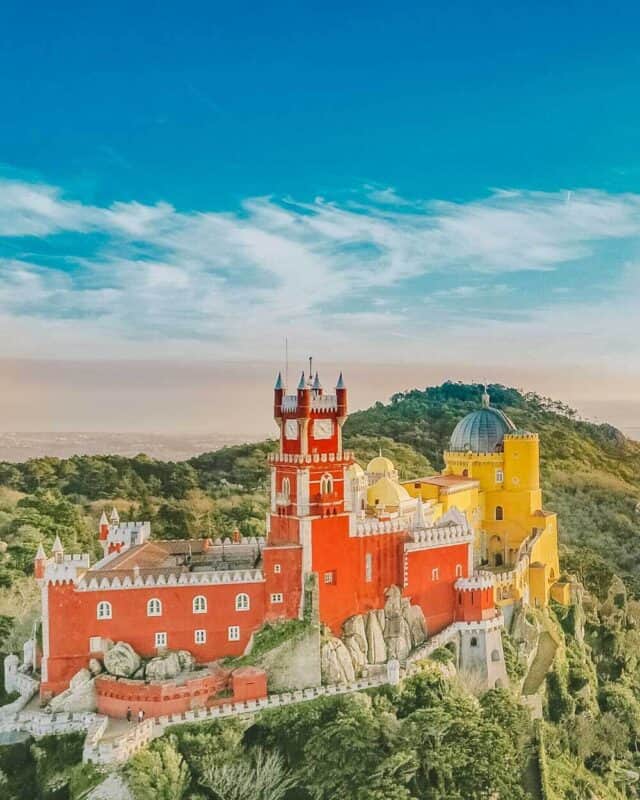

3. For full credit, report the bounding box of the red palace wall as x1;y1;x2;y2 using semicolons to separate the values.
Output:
96;666;267;719
311;515;407;633
404;543;469;635
262;544;302;621
455;586;495;622
43;579;270;695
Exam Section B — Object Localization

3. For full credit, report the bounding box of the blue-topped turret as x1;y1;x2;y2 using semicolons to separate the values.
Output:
448;388;516;453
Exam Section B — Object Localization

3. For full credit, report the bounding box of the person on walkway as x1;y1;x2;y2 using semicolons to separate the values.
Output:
126;707;132;723
137;708;144;724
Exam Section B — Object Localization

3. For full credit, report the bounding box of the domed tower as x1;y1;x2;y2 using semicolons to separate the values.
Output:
448;389;516;455
366;454;399;485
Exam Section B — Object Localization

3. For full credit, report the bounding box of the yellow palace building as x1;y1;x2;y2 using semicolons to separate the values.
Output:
401;389;567;614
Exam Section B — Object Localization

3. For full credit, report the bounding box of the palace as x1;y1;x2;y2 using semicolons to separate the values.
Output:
35;368;563;704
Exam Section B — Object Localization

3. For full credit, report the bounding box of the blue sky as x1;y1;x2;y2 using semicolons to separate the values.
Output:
1;1;640;431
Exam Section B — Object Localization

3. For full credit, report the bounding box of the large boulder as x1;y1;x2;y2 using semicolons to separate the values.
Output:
50;668;96;713
103;642;141;678
88;658;103;676
145;651;181;681
177;650;196;672
321;633;355;684
365;610;387;664
403;603;428;648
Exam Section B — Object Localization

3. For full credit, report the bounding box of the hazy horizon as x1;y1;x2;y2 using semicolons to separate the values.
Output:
1;357;638;461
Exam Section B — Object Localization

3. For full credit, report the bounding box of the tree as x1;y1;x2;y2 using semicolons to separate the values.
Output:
126;738;191;800
199;748;296;800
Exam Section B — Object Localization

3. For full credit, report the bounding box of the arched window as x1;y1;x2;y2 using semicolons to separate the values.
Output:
455;564;463;578
470;636;478;648
193;595;207;614
235;593;250;611
97;601;112;620
491;649;500;662
495;506;504;521
281;478;291;501
147;598;162;617
320;473;334;495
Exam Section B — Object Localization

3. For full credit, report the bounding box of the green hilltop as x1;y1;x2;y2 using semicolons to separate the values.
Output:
2;382;640;798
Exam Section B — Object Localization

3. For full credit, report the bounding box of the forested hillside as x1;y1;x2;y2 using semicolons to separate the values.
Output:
2;382;640;799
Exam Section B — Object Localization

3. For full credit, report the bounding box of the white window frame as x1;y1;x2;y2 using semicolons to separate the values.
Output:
324;571;334;584
155;631;167;648
432;567;440;581
97;601;112;620
365;553;373;583
235;592;250;611
147;598;162;617
194;629;206;645
455;564;463;578
320;473;334;495
228;625;240;641
495;469;504;484
282;477;291;501
273;563;282;574
193;595;207;614
270;592;284;604
89;636;103;652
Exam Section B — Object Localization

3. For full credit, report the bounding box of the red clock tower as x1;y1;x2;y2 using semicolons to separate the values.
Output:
263;367;353;623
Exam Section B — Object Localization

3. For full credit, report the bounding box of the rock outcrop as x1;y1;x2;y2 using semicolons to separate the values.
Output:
49;668;96;712
336;586;429;679
88;658;103;676
146;649;196;681
365;610;387;664
103;642;141;678
321;629;356;684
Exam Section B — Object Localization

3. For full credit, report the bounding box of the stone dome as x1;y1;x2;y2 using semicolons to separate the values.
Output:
449;405;516;453
367;477;411;507
367;455;395;474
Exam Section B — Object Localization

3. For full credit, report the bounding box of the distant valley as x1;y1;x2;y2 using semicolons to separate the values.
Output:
0;431;266;463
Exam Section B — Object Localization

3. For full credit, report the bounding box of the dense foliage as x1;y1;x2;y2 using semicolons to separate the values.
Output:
2;381;640;798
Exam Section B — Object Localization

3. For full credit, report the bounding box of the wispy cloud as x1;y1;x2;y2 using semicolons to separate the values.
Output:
0;177;639;366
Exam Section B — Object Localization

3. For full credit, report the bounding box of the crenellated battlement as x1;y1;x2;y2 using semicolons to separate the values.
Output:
268;451;354;465
503;431;539;441
354;516;407;537
76;568;265;592
44;555;91;584
455;574;495;592
280;394;338;413
406;523;473;550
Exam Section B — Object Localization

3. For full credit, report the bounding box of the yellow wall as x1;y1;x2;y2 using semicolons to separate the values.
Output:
404;431;563;608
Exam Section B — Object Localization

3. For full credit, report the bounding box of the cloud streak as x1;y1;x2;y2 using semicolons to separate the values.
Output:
0;178;639;367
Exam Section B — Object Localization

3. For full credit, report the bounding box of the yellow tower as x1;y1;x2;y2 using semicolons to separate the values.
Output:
403;388;563;609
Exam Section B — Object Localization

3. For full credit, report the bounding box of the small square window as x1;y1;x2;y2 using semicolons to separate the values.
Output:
194;629;206;645
228;625;240;641
89;636;103;652
270;593;283;604
431;568;439;581
155;632;167;648
274;563;281;574
323;571;334;584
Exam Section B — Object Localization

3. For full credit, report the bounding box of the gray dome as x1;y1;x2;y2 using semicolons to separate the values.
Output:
449;406;516;453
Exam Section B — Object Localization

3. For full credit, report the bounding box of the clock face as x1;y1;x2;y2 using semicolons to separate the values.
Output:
314;419;333;440
285;420;298;440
